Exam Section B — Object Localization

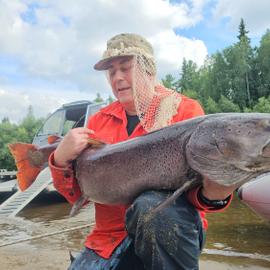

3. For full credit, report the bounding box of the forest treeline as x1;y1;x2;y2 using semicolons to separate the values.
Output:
162;19;270;113
0;107;44;170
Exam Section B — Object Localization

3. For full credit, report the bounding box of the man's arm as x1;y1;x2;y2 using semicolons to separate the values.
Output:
49;127;94;204
49;152;81;204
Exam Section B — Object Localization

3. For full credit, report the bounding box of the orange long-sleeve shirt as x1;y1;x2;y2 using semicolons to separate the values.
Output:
49;95;232;259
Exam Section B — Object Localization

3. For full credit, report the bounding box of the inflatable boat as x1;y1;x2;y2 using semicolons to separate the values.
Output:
238;175;270;222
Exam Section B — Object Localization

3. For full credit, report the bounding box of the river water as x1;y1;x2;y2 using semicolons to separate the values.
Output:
0;192;269;269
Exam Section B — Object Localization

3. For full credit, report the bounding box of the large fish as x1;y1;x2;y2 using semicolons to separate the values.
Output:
8;113;270;215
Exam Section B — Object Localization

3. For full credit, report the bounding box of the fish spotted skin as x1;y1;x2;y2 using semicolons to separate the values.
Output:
75;113;270;206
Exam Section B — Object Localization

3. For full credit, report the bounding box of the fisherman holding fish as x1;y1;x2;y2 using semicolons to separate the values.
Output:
49;33;236;270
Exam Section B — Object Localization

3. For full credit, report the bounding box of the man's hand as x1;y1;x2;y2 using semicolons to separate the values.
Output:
54;127;94;168
201;177;238;200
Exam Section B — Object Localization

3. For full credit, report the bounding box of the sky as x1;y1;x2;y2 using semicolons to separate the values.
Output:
0;0;270;123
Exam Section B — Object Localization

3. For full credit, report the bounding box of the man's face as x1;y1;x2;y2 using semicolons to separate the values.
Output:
107;56;135;113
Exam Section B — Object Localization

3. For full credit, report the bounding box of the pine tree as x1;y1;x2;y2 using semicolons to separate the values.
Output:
161;74;177;90
177;58;198;93
256;29;270;97
237;18;250;43
94;93;104;103
234;18;253;107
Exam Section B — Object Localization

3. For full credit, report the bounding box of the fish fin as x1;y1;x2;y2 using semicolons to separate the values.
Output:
8;143;42;191
69;196;89;217
88;138;106;148
47;135;61;144
151;179;197;214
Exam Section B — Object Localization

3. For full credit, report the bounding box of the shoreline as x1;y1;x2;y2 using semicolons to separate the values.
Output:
1;244;269;270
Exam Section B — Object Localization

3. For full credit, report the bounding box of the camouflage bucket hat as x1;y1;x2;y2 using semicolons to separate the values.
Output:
94;33;155;70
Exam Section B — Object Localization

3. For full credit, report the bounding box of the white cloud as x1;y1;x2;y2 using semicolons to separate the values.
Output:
0;85;100;123
0;87;59;123
0;0;210;122
150;30;207;77
0;0;208;78
212;0;270;36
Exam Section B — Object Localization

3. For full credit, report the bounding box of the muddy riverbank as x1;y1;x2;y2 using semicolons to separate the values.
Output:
1;245;269;270
0;194;269;269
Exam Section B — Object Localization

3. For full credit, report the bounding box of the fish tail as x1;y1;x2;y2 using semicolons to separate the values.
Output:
8;143;42;191
69;196;89;217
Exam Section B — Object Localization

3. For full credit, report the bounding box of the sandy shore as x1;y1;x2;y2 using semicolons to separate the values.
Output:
1;206;269;270
0;246;70;270
1;244;269;270
1;201;269;270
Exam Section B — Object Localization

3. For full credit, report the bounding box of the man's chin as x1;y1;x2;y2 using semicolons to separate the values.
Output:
120;100;136;114
117;91;132;101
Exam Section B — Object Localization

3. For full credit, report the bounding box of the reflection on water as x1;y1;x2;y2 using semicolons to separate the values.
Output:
0;192;269;268
0;193;95;250
202;195;270;268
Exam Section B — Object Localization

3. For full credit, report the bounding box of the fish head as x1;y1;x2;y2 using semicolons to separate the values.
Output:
186;113;270;187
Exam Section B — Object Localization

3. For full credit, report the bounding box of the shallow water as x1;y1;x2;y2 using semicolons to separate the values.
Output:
202;195;270;268
0;192;269;269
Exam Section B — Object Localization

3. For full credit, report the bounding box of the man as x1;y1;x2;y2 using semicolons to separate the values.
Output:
49;33;235;270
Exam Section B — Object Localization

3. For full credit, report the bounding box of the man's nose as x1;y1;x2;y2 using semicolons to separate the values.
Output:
113;69;126;81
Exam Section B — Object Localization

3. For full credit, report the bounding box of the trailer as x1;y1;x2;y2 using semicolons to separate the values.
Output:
0;169;17;181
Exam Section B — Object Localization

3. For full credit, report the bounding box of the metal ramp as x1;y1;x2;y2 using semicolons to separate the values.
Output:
0;167;52;217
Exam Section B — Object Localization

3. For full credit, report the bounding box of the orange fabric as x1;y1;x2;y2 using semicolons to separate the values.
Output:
186;186;233;213
49;95;229;259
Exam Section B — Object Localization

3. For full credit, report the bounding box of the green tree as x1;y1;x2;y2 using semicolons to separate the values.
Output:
161;74;177;90
206;52;228;102
256;29;270;98
233;19;253;108
195;60;211;102
177;59;199;93
20;106;44;143
218;95;240;112
237;18;250;43
94;93;104;103
0;107;44;169
0;121;26;169
251;96;270;112
163;22;270;112
204;97;220;114
182;89;200;100
107;95;115;104
205;19;254;109
1;117;10;123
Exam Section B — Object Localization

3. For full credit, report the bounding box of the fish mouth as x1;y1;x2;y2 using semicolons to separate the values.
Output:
262;139;270;157
231;139;270;172
235;160;270;173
